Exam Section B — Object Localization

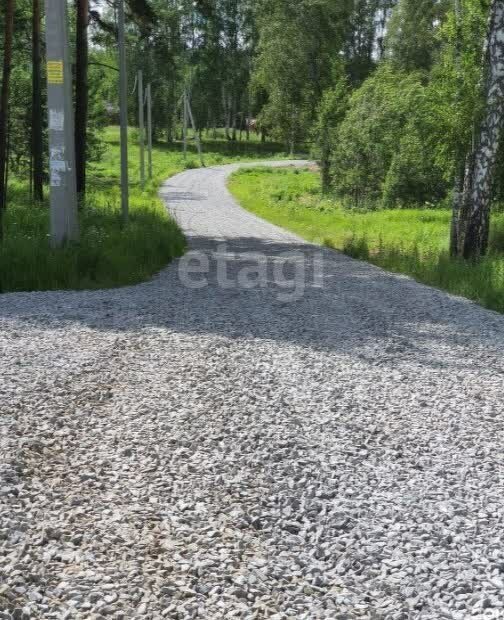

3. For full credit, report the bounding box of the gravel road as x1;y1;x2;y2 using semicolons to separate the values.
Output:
1;162;504;620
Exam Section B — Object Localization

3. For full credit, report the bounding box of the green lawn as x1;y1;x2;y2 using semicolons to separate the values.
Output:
228;167;504;313
0;127;286;293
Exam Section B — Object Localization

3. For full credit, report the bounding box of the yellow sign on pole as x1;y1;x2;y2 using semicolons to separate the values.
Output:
47;61;64;84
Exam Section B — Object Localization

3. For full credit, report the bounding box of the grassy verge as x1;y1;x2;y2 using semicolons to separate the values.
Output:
228;167;504;313
1;127;287;293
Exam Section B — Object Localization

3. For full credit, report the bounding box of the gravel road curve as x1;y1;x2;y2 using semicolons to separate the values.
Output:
1;162;504;620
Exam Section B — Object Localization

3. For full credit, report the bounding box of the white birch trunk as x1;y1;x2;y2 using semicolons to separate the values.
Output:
456;0;504;258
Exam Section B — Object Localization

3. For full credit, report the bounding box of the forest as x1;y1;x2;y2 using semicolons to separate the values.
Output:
1;0;504;308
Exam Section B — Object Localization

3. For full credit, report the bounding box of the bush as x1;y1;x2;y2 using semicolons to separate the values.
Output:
332;64;448;208
382;125;447;208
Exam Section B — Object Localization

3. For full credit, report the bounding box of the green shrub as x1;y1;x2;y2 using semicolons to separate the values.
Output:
332;64;449;208
382;125;446;208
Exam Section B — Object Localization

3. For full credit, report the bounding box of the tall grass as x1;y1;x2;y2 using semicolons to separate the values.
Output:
228;167;504;313
0;127;287;293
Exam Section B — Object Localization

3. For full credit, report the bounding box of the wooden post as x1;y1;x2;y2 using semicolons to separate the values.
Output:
147;83;153;180
138;70;145;188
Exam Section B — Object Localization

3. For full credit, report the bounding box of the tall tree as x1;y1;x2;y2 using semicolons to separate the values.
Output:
385;0;445;71
253;0;351;151
0;0;16;238
451;0;504;258
32;0;44;201
75;0;89;197
450;0;465;254
344;0;385;84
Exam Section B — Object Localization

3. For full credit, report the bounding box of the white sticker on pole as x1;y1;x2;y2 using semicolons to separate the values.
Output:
50;146;65;161
50;170;63;187
49;146;67;187
49;109;65;131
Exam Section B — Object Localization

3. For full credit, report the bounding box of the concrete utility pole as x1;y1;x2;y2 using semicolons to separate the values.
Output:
138;70;145;188
146;83;153;180
117;0;129;223
45;0;79;246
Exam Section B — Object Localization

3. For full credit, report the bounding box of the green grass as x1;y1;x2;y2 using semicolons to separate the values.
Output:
0;127;287;292
228;167;504;313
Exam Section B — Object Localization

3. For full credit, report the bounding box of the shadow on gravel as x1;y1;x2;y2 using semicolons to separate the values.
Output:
161;190;209;203
1;235;504;370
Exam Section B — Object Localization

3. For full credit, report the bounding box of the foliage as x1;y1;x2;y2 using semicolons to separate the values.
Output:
332;65;447;207
385;0;449;71
252;0;351;150
324;0;491;214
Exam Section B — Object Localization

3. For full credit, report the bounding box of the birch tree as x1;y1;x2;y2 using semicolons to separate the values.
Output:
451;0;504;258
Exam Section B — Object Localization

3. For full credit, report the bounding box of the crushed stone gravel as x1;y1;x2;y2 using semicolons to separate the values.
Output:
1;162;504;619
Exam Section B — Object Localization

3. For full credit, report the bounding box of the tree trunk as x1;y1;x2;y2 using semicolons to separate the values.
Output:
451;0;504;259
246;96;251;142
321;138;332;194
450;0;464;255
32;0;44;202
450;162;465;255
0;0;15;239
75;0;89;198
289;109;296;157
231;95;237;141
222;86;229;140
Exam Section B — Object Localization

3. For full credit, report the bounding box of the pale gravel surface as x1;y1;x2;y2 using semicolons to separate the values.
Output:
1;161;504;619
